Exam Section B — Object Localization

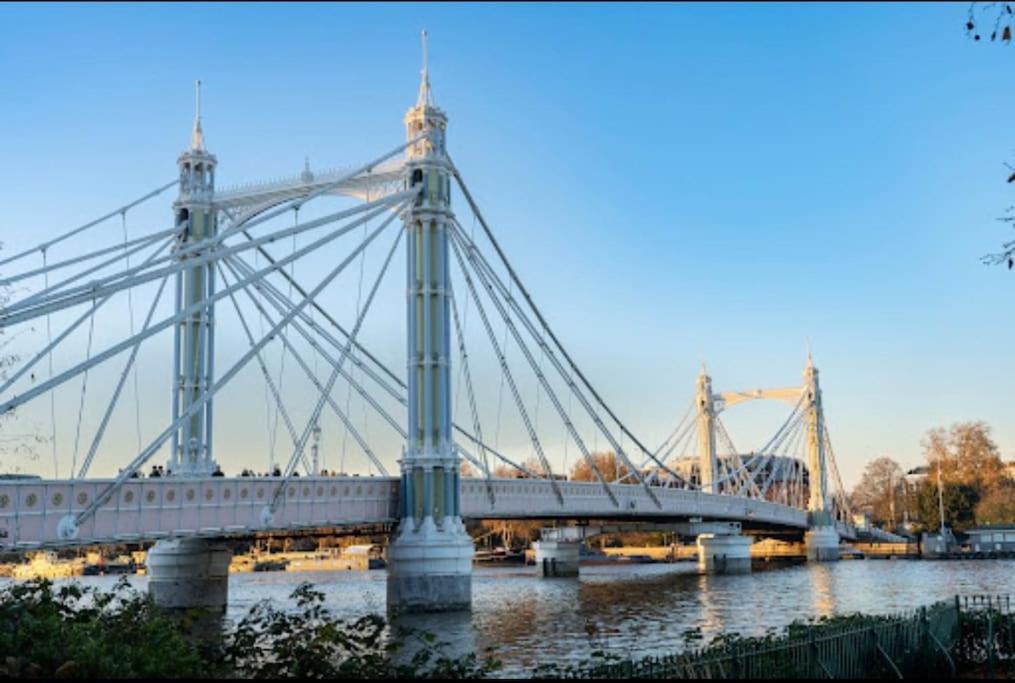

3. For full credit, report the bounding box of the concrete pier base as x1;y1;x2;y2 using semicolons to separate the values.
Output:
697;533;752;574
805;526;841;562
533;539;580;577
146;538;231;612
386;516;473;614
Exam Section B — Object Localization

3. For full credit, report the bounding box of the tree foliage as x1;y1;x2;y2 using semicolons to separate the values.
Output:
0;579;501;679
569;451;629;483
850;456;904;527
923;422;1005;493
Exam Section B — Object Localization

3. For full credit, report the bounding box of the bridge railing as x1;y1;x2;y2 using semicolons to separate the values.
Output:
460;478;808;528
0;476;400;549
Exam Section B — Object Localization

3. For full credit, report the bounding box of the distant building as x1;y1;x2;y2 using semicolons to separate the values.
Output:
903;466;930;490
966;525;1015;554
852;511;872;533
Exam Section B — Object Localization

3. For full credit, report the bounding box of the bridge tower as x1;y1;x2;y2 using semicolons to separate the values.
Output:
802;355;839;561
386;32;474;613
148;83;230;612
695;363;719;494
168;80;219;477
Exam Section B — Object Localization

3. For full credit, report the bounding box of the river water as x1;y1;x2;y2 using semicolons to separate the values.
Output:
29;559;1015;676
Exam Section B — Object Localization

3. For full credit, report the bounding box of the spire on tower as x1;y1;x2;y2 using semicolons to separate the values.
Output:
191;79;205;151
416;29;433;107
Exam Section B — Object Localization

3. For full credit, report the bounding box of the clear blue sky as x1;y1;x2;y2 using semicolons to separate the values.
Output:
1;2;1012;488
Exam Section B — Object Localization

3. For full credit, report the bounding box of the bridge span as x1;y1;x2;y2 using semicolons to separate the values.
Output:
0;475;849;551
0;33;861;614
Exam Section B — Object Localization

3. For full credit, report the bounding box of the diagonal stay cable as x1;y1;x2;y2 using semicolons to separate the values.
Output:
451;232;616;507
63;198;411;535
449;161;679;489
448;229;564;505
266;218;404;516
77;272;171;478
221;256;387;476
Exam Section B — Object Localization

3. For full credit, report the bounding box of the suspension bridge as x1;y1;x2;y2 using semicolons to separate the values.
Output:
0;34;882;613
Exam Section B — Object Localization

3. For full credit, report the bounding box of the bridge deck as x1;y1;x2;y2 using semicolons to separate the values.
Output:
0;476;849;549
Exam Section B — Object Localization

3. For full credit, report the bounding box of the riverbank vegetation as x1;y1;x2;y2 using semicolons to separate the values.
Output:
0;579;500;678
0;577;1009;679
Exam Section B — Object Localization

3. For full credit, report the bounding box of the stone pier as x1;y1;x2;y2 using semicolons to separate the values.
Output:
696;533;752;574
146;537;231;611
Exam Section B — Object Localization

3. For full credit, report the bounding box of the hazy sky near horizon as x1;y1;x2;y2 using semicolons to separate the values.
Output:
0;2;1012;489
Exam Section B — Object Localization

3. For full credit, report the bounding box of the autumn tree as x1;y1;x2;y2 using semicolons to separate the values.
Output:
923;422;1005;492
850;457;904;528
916;421;1006;530
974;481;1015;525
569;451;630;483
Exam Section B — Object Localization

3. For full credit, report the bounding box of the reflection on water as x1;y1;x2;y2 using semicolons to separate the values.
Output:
25;559;1015;677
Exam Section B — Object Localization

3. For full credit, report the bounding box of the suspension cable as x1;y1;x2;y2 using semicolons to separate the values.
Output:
0;180;178;268
70;296;97;478
121;211;143;453
42;250;58;478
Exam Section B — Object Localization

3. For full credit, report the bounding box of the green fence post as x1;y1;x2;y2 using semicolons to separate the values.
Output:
987;605;995;680
808;626;817;678
920;605;930;678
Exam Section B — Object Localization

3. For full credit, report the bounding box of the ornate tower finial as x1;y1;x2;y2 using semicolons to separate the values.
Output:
191;79;205;151
417;29;433;107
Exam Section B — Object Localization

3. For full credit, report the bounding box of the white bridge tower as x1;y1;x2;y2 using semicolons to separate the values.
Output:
169;80;219;477
386;32;474;613
803;354;840;560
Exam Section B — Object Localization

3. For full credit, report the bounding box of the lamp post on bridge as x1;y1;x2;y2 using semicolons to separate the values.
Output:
386;32;474;613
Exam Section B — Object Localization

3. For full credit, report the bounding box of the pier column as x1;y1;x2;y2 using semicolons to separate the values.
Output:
805;527;841;562
386;33;473;614
697;533;752;574
146;538;231;611
533;539;581;577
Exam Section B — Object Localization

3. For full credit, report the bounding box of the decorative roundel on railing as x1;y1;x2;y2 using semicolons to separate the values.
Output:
330;485;337;496
124;491;134;504
257;488;265;499
205;489;214;501
146;490;156;503
367;485;374;495
356;486;362;495
240;488;248;499
287;486;295;497
302;487;309;497
77;492;88;505
52;493;64;506
25;494;37;508
0;495;8;508
316;486;323;497
223;489;232;500
343;486;350;496
166;490;176;502
185;489;195;502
